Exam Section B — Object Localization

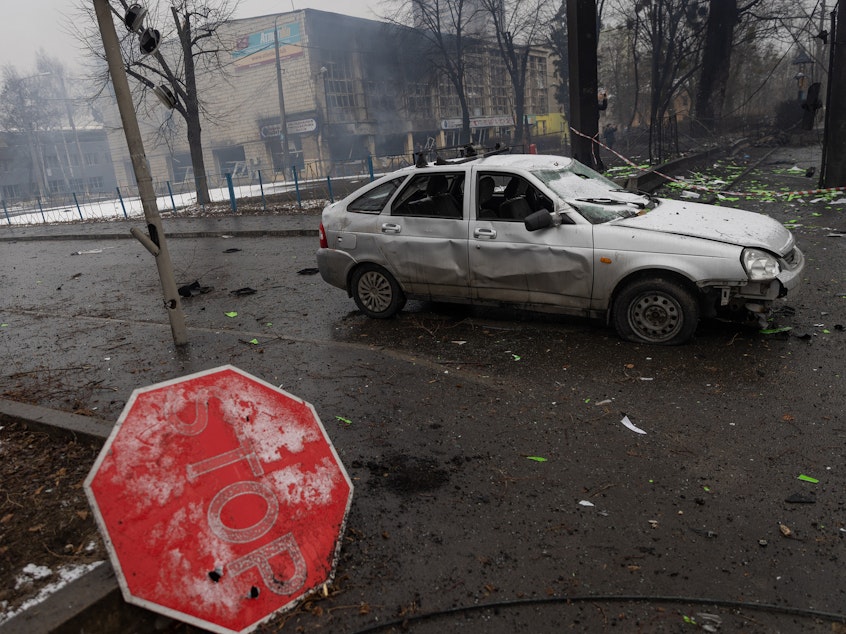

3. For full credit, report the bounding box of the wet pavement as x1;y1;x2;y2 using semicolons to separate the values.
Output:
1;144;846;633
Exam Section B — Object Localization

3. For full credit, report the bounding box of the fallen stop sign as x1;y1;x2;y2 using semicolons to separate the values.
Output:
84;366;353;634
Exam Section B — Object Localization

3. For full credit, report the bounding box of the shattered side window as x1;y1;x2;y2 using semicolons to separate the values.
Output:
391;173;463;218
346;177;405;213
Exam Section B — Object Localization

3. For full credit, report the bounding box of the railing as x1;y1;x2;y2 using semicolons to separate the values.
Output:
1;145;580;227
0;156;409;226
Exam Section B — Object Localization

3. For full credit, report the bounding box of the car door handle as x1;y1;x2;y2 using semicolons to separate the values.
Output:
473;227;497;239
381;223;401;234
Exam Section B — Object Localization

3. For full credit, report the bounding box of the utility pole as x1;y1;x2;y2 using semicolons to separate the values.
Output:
93;0;188;346
821;1;846;188
567;0;601;171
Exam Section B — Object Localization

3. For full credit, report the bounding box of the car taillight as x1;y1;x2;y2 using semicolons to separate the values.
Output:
318;222;328;248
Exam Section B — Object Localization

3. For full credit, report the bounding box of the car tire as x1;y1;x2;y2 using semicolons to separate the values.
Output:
612;277;699;345
351;264;406;318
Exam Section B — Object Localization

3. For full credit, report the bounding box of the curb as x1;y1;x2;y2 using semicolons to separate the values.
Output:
0;228;317;243
0;401;168;634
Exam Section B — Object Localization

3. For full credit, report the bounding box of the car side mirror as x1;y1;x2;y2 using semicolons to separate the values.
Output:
524;210;553;232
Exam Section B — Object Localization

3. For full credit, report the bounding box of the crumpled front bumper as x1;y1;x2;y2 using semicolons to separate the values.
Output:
775;246;805;295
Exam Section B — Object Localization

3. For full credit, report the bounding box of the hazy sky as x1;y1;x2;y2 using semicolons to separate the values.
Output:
0;1;380;78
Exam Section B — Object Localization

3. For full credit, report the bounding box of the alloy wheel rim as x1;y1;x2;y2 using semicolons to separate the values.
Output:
359;271;392;313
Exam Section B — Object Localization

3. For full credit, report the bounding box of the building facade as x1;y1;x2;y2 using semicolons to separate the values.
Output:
105;9;558;189
0;128;118;205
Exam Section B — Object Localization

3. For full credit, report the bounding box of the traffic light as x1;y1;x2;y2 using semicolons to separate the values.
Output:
124;4;147;31
139;28;161;56
124;4;160;56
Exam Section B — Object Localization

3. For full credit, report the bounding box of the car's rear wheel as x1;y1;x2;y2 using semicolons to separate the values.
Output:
351;264;406;318
612;277;699;345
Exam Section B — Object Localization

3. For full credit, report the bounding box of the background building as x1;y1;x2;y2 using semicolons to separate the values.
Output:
0;128;117;205
104;9;558;190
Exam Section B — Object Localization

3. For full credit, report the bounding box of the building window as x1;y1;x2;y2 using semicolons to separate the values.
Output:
490;60;511;115
437;79;460;118
528;55;548;114
406;83;433;116
324;56;358;122
2;184;22;199
85;153;100;166
88;176;104;190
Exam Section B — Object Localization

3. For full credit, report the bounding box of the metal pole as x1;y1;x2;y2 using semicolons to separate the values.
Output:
226;173;237;212
116;186;128;218
820;7;838;187
274;15;292;181
73;192;83;220
258;169;267;210
567;0;601;171
93;0;188;346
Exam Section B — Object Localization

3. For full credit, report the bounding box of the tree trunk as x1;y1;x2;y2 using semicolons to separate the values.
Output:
822;2;846;187
175;7;211;205
694;0;739;134
513;86;526;146
185;112;210;205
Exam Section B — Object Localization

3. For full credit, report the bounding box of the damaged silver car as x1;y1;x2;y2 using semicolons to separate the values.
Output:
317;152;804;345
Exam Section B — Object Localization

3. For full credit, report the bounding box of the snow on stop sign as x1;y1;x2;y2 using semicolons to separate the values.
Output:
84;365;353;634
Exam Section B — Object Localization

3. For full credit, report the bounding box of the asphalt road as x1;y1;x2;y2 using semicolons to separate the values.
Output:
1;150;846;632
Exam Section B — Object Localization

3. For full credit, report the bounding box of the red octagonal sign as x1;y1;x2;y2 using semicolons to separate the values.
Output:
84;366;353;634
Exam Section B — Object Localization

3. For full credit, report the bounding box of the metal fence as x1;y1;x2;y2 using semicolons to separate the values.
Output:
2;145;576;227
1;154;418;226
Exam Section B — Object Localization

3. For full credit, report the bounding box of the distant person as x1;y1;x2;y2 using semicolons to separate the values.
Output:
603;123;617;149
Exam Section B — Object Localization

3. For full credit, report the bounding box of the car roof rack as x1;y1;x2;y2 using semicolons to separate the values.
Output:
414;143;511;168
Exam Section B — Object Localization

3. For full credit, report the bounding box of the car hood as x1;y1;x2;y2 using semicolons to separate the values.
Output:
613;199;794;254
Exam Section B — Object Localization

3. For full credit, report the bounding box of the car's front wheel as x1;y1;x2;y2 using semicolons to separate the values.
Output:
612;277;699;345
350;264;406;318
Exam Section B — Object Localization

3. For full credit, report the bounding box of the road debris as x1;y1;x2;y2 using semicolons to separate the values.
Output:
178;280;212;297
620;415;646;435
784;492;816;504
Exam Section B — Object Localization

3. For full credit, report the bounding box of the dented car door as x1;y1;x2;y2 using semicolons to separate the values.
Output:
376;171;472;300
469;170;594;308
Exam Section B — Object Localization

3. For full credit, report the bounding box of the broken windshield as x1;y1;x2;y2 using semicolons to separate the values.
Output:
532;164;652;223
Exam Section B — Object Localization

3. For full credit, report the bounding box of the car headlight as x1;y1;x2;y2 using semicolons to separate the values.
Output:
742;248;780;280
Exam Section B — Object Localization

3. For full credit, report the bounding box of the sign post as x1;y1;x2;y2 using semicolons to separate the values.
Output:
84;366;353;634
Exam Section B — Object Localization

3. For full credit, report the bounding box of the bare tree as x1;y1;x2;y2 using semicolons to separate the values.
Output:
621;0;709;161
77;0;239;204
694;0;742;132
384;0;486;145
694;0;791;134
0;55;69;199
479;0;554;145
548;3;570;115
